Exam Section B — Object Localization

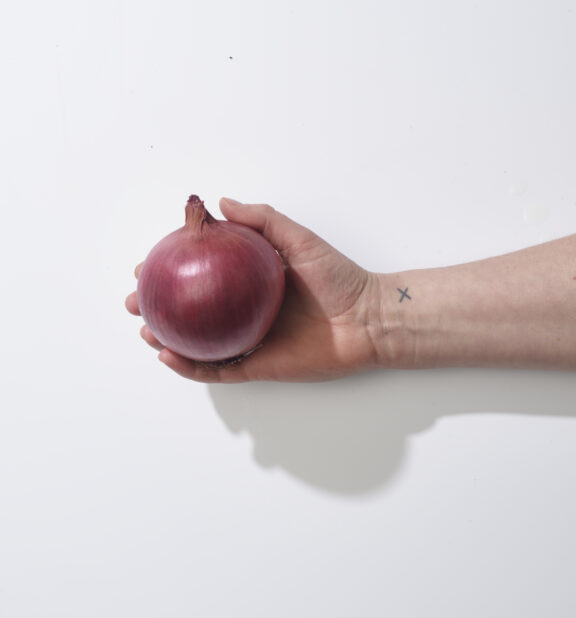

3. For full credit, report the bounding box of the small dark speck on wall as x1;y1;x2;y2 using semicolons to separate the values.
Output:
229;56;234;60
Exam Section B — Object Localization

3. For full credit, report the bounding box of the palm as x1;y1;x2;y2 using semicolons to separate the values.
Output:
253;235;371;380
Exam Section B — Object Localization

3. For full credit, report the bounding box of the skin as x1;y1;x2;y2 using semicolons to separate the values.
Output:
125;198;576;382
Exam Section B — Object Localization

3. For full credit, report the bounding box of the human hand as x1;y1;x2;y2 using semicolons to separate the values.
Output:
125;198;387;382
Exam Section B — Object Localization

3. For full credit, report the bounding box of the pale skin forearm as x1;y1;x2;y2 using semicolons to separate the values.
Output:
373;234;576;371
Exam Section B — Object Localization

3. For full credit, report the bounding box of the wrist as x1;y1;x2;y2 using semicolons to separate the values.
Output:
363;272;418;369
368;270;447;370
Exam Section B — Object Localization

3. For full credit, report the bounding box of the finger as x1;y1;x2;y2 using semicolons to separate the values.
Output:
156;336;295;383
125;291;141;315
219;197;321;258
140;325;163;351
135;262;143;278
156;345;280;383
157;348;246;383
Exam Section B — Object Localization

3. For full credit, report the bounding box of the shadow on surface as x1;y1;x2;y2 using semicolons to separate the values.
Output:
209;369;576;495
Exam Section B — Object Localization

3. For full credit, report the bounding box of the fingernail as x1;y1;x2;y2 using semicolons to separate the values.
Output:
222;197;243;207
158;349;170;364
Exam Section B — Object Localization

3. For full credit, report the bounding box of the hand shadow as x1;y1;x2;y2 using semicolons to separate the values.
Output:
208;369;576;496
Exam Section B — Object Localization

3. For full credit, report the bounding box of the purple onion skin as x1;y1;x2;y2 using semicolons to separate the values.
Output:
137;196;285;363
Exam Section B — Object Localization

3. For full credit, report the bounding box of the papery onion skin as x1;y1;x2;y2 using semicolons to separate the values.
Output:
137;195;285;363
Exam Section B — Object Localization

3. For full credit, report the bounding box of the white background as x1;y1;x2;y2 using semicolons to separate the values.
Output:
1;0;576;616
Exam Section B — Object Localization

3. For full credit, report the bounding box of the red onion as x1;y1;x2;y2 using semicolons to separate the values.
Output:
137;195;285;364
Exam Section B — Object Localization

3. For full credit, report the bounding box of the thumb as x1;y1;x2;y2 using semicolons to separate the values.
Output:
219;197;318;255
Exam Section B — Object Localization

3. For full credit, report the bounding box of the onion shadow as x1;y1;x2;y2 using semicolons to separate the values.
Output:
208;368;576;496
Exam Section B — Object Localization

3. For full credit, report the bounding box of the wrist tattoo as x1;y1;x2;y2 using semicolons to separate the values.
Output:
397;287;412;303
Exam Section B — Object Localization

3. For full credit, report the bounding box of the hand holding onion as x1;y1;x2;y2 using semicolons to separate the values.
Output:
126;197;385;382
128;199;576;377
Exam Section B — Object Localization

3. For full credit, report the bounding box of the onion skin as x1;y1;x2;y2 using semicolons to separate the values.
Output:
137;195;285;363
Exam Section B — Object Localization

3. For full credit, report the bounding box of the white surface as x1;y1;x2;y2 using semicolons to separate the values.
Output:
1;1;576;616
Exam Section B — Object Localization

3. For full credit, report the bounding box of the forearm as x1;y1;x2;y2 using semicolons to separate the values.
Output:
374;234;576;370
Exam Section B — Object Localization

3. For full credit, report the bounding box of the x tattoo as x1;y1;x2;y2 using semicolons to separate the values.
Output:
397;287;412;302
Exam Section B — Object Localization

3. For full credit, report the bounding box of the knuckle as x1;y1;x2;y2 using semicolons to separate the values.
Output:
260;203;276;215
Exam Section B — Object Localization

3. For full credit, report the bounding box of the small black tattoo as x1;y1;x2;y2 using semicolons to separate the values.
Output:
397;287;412;302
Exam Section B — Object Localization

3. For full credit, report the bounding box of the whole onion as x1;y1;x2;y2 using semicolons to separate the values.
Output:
137;195;285;364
